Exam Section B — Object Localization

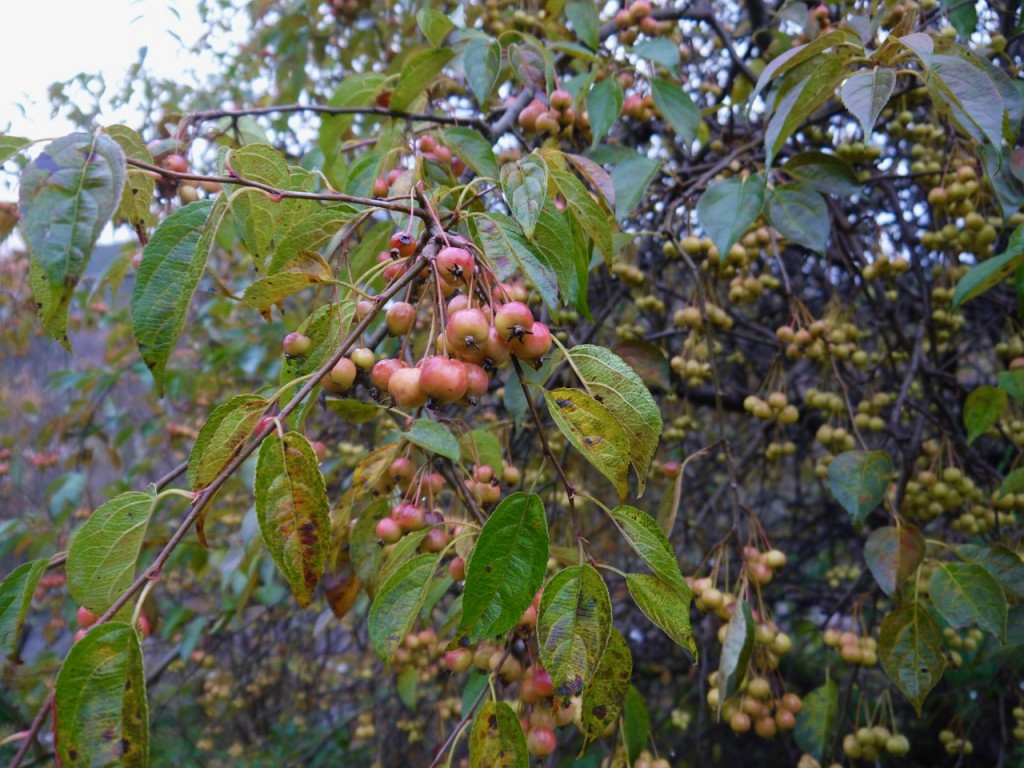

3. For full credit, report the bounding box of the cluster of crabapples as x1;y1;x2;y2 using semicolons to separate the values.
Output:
72;605;151;643
370;456;511;550
283;232;554;412
707;672;803;740
613;0;673;45
442;593;572;757
517;88;589;139
840;724;911;761
371;135;468;197
742;391;799;426
690;549;802;740
823;628;878;667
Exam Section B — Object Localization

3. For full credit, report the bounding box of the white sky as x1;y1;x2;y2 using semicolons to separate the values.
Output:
0;0;247;249
1;1;214;140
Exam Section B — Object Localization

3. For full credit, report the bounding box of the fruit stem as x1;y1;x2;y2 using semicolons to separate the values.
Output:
511;357;588;557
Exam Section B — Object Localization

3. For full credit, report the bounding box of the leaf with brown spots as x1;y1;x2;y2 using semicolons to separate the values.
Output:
543;387;631;500
255;431;331;609
538;565;612;699
469;700;528;768
54;622;148;767
581;627;632;747
188;394;269;491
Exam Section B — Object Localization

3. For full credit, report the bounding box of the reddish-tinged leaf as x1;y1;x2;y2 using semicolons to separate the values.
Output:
864;524;925;596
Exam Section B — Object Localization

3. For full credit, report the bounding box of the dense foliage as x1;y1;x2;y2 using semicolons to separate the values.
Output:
3;0;1024;766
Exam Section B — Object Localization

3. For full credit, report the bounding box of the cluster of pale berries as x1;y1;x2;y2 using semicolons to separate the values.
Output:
282;235;554;411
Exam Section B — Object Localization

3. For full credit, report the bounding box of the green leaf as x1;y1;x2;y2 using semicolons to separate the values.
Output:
626;574;697;657
696;175;765;261
564;151;615;209
611;340;671;390
326;398;381;424
952;224;1024;308
507;39;551;92
764;57;846;166
609;505;685;591
650;79;700;143
242;250;338;317
532;201;585;309
417;8;454;47
610;153;660;219
538;564;612;699
766;182;830;253
460;429;504;477
827;449;892;525
963;385;1007;443
403;418;461;462
255;432;331;608
456;493;548;645
564;210;593;320
941;0;978;39
632;38;681;71
718;598;754;704
898;33;934;68
928;54;1004;148
267;204;356;275
587;77;623;147
879;602;946;715
928;561;1008;640
20;133;126;349
840;68;896;137
475;213;559;311
793;680;838;762
392;48;457;112
350;498;392;592
379;531;431;590
500;152;548;241
751;28;862;104
581;628;632;746
863;524;925;597
566;0;599;49
1000;466;1024;497
131;198;227;396
0;134;30;164
396;666;418;709
368;553;440;662
0;559;48;662
66;490;156;618
623;685;650;763
54;622;148;767
1000;368;1024;406
319;73;388;156
444;126;499;180
470;700;528;768
104;125;155;229
226;144;290;266
956;544;1024;599
550;167;613;261
462;38;501;106
188;394;268;491
543;387;631;500
783;151;861;196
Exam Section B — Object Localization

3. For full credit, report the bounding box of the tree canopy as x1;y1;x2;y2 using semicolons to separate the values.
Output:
2;1;1024;767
